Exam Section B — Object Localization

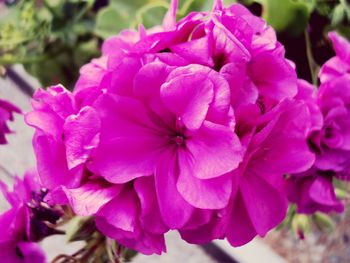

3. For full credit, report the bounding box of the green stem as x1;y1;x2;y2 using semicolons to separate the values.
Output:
304;30;319;86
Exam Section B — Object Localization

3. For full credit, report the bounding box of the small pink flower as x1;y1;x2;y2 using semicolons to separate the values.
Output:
0;99;20;144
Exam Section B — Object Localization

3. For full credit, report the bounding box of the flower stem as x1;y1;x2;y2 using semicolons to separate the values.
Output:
304;30;319;86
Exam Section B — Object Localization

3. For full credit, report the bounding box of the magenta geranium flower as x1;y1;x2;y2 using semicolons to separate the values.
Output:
287;168;343;214
0;99;20;144
288;34;350;214
319;32;350;84
0;170;48;263
26;0;319;254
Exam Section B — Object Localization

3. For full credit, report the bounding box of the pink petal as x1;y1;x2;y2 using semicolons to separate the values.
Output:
63;179;123;216
226;191;257;247
186;121;242;179
248;51;297;100
239;171;288;237
64;106;101;169
176;161;232;209
97;189;139;234
161;70;214;130
134;177;168;234
88;94;165;183
155;149;194;229
33;133;82;189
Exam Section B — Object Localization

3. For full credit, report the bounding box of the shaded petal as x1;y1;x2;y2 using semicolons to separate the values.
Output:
89;94;165;183
33;133;82;189
134;177;168;234
226;191;257;247
63;180;123;216
17;241;46;263
155;149;194;229
97;189;139;235
240;171;288;236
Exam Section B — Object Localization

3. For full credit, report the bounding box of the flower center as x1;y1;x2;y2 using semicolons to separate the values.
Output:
173;135;185;146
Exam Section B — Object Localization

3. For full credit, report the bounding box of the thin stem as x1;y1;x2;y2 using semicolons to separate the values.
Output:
304;30;319;86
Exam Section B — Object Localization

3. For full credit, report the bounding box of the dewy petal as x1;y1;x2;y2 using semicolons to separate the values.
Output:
155;149;194;229
186;121;242;179
88;94;165;183
63;179;123;216
64;106;101;169
160;71;214;130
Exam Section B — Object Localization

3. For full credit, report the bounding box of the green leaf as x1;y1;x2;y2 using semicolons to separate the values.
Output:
134;1;169;28
256;0;311;36
95;6;130;38
335;187;350;199
65;216;96;242
313;212;335;231
332;4;345;26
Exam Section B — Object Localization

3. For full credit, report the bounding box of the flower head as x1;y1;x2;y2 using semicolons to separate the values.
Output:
0;99;20;144
26;0;316;253
0;170;58;263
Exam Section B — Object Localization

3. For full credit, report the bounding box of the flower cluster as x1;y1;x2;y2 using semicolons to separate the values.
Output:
287;32;350;214
25;0;342;255
0;170;61;263
0;99;20;144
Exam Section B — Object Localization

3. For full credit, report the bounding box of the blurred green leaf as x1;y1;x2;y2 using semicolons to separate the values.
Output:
332;4;345;26
94;5;130;39
335;187;350;199
135;1;168;28
255;0;311;36
313;212;335;231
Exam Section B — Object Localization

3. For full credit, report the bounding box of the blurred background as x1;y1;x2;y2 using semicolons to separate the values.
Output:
1;1;350;262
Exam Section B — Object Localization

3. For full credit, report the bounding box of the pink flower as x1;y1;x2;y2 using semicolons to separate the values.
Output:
287;168;343;214
0;170;52;263
26;0;316;253
180;99;315;246
0;99;20;144
88;63;242;223
287;33;350;214
63;176;167;255
319;32;350;83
